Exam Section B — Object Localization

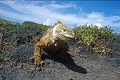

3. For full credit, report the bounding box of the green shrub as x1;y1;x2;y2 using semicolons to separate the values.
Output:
0;18;50;33
73;25;115;55
40;25;50;33
0;18;19;27
23;21;50;33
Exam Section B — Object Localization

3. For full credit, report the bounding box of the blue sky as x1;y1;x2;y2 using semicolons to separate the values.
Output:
0;0;120;32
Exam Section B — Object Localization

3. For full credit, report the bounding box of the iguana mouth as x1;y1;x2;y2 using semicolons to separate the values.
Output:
62;34;74;39
65;34;74;38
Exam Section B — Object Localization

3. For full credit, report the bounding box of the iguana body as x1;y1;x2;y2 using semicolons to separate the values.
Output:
32;21;75;65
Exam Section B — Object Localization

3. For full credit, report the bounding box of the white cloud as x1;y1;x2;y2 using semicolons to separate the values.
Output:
95;23;103;28
0;1;120;29
49;4;72;9
0;9;41;23
0;1;83;26
95;23;102;27
51;1;56;3
86;12;104;18
43;19;50;25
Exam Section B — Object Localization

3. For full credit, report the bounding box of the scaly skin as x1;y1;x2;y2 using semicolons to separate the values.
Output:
32;21;75;65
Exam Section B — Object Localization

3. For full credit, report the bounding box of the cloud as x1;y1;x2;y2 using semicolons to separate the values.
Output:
86;12;104;18
48;4;73;9
0;0;120;29
0;9;41;23
43;19;50;25
95;23;103;28
0;1;83;25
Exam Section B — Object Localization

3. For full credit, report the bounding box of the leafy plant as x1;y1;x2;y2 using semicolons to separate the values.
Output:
23;21;50;33
92;40;112;55
73;25;115;55
0;18;19;27
40;25;50;33
0;18;50;33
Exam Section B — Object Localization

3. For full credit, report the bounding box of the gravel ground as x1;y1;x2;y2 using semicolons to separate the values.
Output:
0;41;120;80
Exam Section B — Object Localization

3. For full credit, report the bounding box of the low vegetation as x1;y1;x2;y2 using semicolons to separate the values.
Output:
23;21;50;33
0;18;116;61
73;24;115;55
0;18;50;60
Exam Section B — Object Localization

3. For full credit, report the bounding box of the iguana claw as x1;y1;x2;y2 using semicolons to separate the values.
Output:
31;56;44;66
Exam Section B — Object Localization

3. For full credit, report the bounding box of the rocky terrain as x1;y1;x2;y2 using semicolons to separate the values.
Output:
0;19;120;80
0;39;120;80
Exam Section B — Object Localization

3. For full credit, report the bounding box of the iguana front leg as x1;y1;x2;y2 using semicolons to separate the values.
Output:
32;41;44;66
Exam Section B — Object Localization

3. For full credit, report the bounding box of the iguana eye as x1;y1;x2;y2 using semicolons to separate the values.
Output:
63;29;66;32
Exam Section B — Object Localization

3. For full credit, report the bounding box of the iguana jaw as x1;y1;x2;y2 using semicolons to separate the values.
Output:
64;34;74;39
59;34;74;41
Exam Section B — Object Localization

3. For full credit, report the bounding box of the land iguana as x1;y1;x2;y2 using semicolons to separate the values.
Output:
32;21;75;66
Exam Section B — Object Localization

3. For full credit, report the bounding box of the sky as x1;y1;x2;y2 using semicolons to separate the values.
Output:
0;0;120;32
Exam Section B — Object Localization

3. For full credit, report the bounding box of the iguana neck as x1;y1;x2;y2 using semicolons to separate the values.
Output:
46;24;60;43
45;28;58;43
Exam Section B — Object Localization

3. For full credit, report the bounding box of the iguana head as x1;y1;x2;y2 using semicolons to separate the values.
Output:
52;21;75;41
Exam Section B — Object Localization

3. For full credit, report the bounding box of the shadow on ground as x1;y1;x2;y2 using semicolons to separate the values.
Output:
42;53;87;74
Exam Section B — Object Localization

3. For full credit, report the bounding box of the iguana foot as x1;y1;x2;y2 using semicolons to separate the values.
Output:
31;56;44;66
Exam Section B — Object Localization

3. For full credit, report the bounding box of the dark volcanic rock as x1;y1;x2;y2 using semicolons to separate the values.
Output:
0;40;120;80
8;44;34;63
